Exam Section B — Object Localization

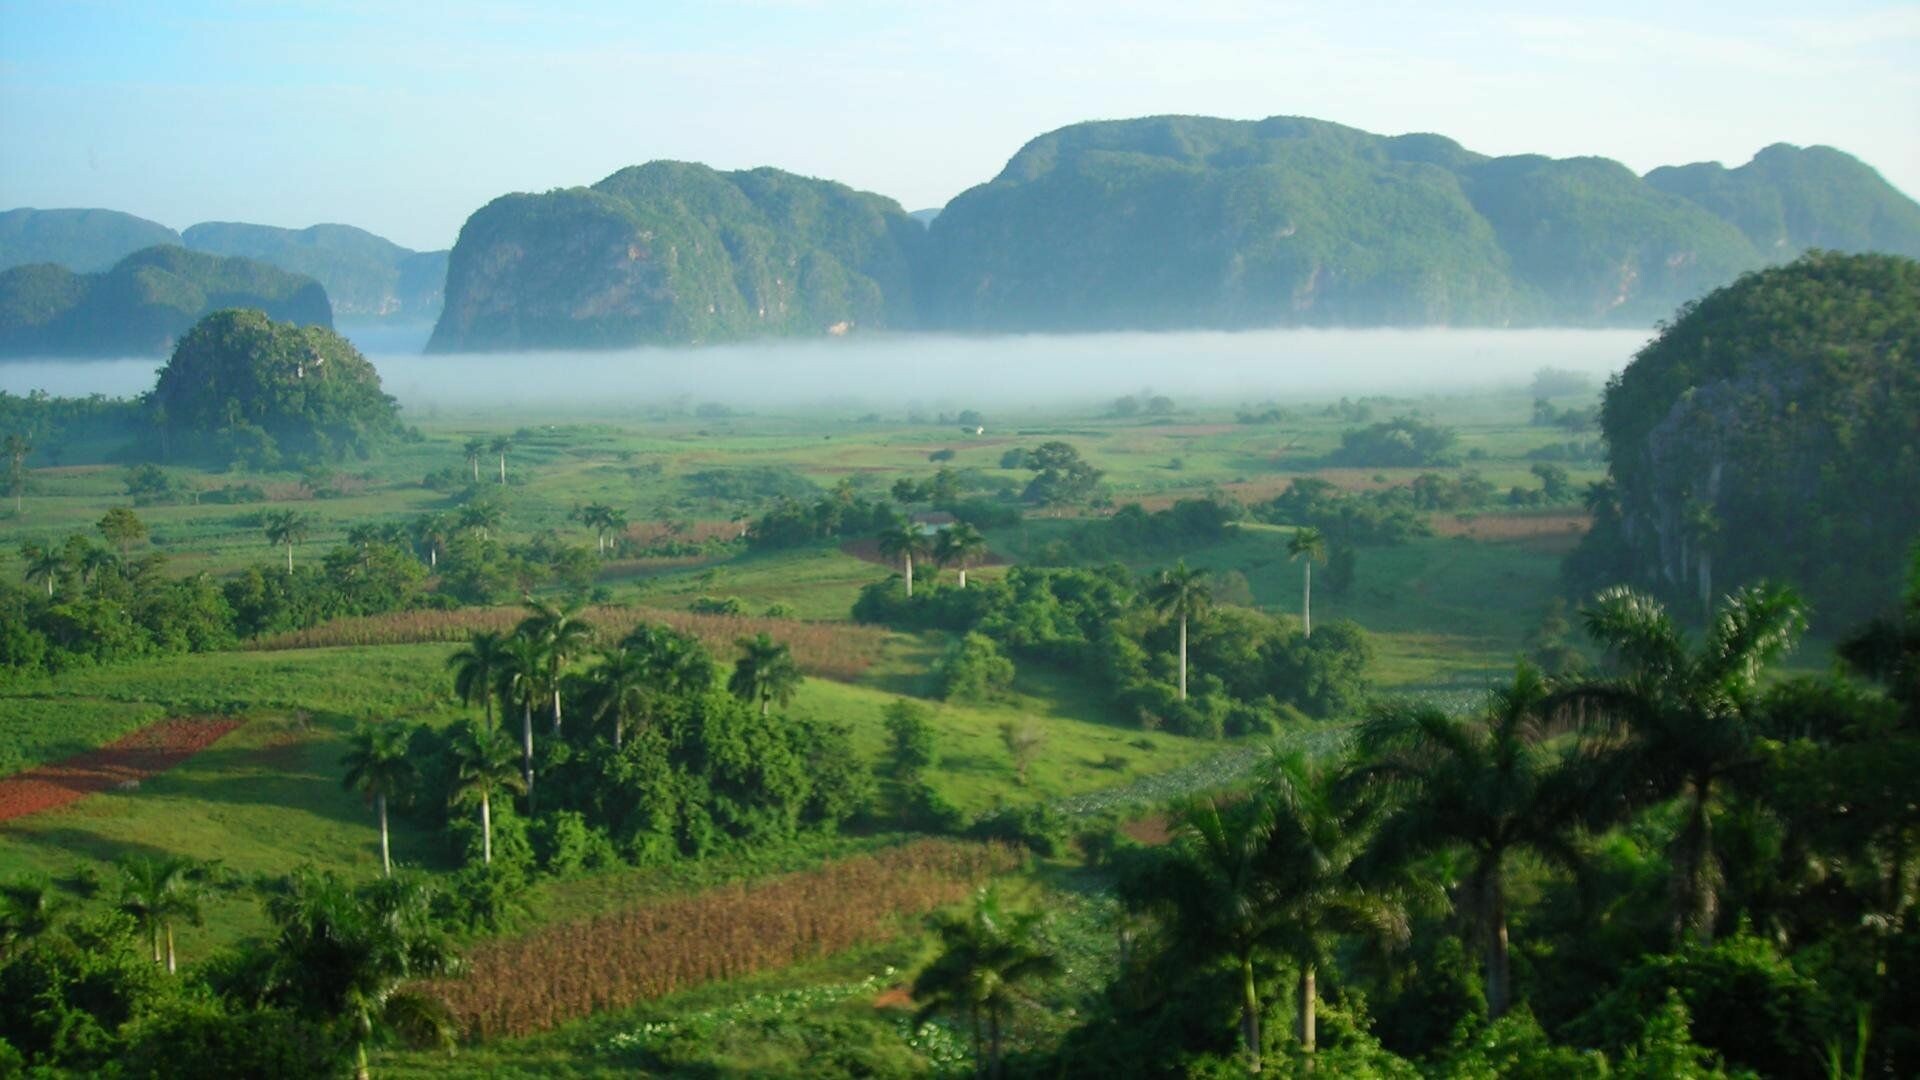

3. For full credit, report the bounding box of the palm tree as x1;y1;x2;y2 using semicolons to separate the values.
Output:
1119;794;1278;1071
410;512;451;569
517;597;595;734
264;870;459;1080
341;722;416;878
20;541;61;597
1258;750;1419;1058
499;633;547;801
449;721;526;866
728;632;802;717
463;437;486;483
1557;583;1807;943
4;432;31;514
447;630;512;733
602;508;628;557
116;856;208;974
1147;562;1211;701
0;875;64;958
936;523;989;589
1288;527;1327;637
912;886;1061;1080
263;509;312;572
457;499;503;540
489;435;512;484
78;542;119;589
591;625;716;748
1349;663;1587;1018
878;519;930;597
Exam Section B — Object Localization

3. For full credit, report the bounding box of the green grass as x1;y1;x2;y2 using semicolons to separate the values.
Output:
0;696;169;776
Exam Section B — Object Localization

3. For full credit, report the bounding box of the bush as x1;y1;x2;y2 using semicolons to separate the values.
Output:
935;632;1016;702
532;811;620;876
968;802;1066;856
690;595;747;616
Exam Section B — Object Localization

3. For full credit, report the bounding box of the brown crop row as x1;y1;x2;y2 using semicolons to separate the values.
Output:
0;716;246;823
420;839;1022;1041
243;606;888;682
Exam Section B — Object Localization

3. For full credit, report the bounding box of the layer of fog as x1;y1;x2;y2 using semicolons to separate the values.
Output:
0;327;1651;414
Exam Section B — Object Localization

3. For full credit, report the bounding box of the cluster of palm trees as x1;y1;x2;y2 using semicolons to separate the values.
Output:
877;519;988;598
1147;529;1325;703
570;502;630;556
462;436;513;485
1126;581;1809;1072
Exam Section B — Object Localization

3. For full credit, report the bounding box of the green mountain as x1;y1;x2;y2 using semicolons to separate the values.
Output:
181;221;448;321
427;162;925;352
0;208;183;273
923;115;1920;330
1568;251;1920;622
0;245;332;357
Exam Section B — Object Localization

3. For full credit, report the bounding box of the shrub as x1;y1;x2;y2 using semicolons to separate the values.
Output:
533;811;620;876
935;633;1016;702
968;802;1066;856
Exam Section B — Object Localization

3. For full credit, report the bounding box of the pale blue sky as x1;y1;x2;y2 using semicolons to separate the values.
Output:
2;1;1915;251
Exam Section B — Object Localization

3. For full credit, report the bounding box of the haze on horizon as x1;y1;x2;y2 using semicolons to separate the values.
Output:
1;0;1916;252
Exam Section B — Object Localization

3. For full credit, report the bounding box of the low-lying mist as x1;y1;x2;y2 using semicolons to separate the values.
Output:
0;327;1650;414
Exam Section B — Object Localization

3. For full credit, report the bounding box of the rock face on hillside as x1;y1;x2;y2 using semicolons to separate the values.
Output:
0;208;183;273
182;222;448;322
921;116;1920;330
1567;252;1920;622
0;246;332;357
427;163;925;352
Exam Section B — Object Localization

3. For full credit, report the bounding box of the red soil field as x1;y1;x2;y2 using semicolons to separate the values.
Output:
0;716;245;824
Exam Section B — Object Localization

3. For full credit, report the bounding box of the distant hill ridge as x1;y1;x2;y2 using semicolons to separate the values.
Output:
0;245;332;357
0;211;446;323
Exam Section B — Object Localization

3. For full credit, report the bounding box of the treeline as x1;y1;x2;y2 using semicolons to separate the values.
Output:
854;562;1372;738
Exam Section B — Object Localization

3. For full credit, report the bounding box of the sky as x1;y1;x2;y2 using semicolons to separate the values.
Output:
2;0;1916;252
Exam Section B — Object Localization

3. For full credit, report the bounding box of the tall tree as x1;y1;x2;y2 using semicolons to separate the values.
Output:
1350;663;1587;1018
516;597;595;734
457;499;503;540
410;512;451;569
447;630;511;733
3;432;30;514
0;876;65;959
115;856;208;974
448;721;526;866
590;624;715;748
263;509;312;572
95;506;147;559
463;437;485;483
1559;583;1807;943
728;632;802;717
878;519;931;598
936;522;989;589
489;435;512;484
1147;562;1212;701
499;633;547;800
1288;526;1327;637
20;541;61;597
340;722;416;878
912;886;1061;1080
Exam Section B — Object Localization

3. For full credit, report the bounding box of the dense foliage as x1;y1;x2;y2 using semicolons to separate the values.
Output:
429;163;925;350
0;246;332;357
147;309;402;466
1569;252;1920;622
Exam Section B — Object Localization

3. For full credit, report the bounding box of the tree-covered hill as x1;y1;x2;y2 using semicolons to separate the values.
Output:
0;246;333;357
921;115;1920;331
1566;251;1920;622
0;207;182;273
427;162;925;351
181;221;448;322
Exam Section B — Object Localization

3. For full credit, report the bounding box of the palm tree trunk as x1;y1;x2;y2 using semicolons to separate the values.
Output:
1485;870;1512;1019
481;791;493;865
904;553;914;598
552;687;563;735
969;1006;984;1079
1241;949;1262;1072
761;694;770;718
521;701;536;810
1299;962;1316;1057
151;923;162;964
356;1041;371;1080
165;922;176;974
45;575;52;598
1675;782;1718;944
429;546;437;569
989;1006;1004;1080
498;453;506;484
378;794;391;878
1178;616;1189;702
1303;562;1313;638
959;567;969;589
286;542;294;573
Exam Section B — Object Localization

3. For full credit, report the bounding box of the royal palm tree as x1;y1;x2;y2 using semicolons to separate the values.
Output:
936;522;989;589
489;435;512;484
410;512;451;569
263;509;312;572
3;432;30;514
729;632;801;717
463;437;486;483
878;519;930;598
341;722;416;878
20;542;61;597
77;543;119;589
264;870;459;1080
449;721;526;866
1349;663;1586;1018
116;856;208;974
1288;527;1327;637
457;499;503;540
447;630;512;733
912;886;1061;1080
517;597;595;734
591;625;716;748
499;633;547;801
602;507;628;556
1147;562;1211;701
1557;583;1807;943
0;875;64;958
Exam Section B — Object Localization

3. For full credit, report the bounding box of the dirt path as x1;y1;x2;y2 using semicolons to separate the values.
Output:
0;716;246;824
